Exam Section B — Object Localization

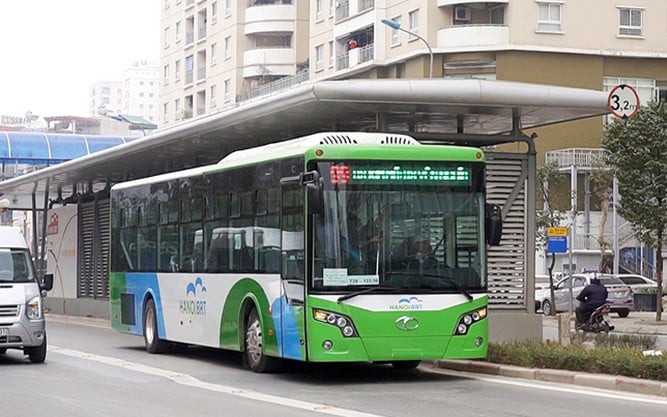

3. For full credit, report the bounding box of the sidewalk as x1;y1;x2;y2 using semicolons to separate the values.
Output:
435;311;667;398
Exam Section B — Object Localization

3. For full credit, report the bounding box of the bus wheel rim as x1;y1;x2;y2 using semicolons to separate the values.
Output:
246;319;263;365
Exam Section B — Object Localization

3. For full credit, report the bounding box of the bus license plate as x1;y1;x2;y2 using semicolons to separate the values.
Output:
0;328;8;337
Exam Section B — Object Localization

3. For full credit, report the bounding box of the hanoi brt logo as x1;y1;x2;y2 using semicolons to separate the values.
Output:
389;296;423;310
179;277;208;318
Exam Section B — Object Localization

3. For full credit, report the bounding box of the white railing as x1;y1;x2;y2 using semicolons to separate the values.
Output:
545;148;605;168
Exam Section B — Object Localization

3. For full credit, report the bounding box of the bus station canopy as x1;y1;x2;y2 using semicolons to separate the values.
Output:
0;78;609;201
0;132;135;165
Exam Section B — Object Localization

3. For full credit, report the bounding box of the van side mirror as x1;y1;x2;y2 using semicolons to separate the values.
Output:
485;203;503;246
40;273;54;292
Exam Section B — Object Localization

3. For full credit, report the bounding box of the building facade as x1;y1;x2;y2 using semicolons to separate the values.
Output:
160;0;667;275
89;61;160;124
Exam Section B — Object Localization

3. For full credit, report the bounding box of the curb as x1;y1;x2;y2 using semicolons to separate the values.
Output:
434;360;667;398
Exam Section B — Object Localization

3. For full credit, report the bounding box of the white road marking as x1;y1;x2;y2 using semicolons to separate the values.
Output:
49;345;386;417
427;368;667;406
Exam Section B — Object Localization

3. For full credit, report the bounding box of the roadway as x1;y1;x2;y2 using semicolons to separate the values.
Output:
0;315;665;417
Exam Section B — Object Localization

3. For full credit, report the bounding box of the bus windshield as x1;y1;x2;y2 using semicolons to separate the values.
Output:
312;161;486;294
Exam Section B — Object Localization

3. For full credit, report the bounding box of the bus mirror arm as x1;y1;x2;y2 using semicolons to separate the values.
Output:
280;171;323;215
485;203;503;246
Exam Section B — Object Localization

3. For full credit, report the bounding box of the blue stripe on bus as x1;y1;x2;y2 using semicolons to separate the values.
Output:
125;273;166;339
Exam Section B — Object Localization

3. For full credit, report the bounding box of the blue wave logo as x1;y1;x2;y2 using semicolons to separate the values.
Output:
185;277;207;297
390;296;423;310
180;277;207;316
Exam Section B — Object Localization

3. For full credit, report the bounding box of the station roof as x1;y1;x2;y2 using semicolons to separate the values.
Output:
0;78;609;200
0;132;135;164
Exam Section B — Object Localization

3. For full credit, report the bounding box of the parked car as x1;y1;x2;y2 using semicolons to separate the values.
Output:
616;274;658;291
535;273;633;317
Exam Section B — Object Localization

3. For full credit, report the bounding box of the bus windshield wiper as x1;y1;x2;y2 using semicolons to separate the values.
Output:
337;285;397;303
383;270;474;302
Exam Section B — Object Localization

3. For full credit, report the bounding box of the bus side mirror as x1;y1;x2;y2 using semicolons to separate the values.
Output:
485;203;502;246
41;273;54;293
306;182;323;215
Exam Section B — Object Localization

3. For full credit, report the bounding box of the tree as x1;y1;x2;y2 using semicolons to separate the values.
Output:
588;158;615;272
603;100;667;321
536;163;568;315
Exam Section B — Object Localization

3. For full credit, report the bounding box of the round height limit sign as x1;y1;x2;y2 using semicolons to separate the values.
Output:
607;84;640;119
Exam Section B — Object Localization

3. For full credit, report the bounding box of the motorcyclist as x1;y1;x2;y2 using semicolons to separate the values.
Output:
575;277;608;327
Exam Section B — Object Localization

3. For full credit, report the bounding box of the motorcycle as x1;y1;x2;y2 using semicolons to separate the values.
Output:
576;303;615;333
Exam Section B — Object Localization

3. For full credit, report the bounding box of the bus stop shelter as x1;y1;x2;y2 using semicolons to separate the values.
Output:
0;78;609;342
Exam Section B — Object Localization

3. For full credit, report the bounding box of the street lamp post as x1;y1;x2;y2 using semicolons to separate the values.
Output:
381;18;433;78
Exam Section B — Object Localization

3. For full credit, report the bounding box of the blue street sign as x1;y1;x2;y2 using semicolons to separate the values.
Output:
547;236;567;253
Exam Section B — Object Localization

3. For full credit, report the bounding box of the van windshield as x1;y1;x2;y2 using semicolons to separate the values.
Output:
0;248;35;283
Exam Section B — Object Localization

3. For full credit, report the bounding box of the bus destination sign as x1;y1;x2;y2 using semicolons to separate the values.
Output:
329;163;471;185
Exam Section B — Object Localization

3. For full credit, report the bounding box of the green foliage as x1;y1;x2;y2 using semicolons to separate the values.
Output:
603;101;667;249
488;338;667;381
535;162;569;250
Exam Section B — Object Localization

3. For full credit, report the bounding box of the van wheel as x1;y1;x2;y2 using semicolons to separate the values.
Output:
541;300;553;316
617;310;629;318
26;334;47;363
143;298;170;353
244;308;278;373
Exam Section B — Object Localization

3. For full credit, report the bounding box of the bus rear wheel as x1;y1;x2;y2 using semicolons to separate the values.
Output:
244;308;277;373
391;360;421;370
143;298;170;354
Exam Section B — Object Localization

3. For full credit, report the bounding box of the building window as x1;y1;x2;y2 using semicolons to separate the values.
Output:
315;44;324;70
537;2;562;32
211;1;218;23
163;102;168;119
408;9;419;39
175;59;181;81
224;79;231;102
210;84;217;107
316;0;323;20
619;7;642;36
163;64;169;85
224;36;231;59
163;27;170;48
225;0;231;16
603;76;654;124
175;21;181;43
328;41;334;68
211;43;217;65
390;16;401;45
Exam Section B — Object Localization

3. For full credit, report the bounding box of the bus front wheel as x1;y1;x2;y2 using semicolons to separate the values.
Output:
143;298;170;354
244;308;277;373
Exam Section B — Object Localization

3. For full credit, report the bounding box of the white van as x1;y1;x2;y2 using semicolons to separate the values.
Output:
0;226;53;363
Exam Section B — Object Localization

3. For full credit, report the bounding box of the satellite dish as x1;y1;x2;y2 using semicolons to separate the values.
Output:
97;105;108;116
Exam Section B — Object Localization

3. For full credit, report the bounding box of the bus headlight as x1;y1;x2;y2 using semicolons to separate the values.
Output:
26;296;42;320
454;307;487;336
313;309;359;337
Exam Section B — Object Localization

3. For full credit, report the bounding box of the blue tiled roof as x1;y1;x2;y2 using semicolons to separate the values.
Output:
0;132;135;164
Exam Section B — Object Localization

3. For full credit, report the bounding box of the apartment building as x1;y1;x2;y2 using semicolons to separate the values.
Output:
121;60;160;124
89;60;160;124
161;1;667;137
160;0;310;123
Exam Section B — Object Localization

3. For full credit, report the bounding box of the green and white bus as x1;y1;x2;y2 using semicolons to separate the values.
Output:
109;132;502;372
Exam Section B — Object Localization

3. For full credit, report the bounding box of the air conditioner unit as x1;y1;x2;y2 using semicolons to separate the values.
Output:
454;6;471;22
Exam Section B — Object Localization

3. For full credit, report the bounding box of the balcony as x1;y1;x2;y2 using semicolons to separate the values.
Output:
336;43;374;70
437;0;507;5
245;5;296;35
545;148;605;169
437;24;509;48
242;48;295;78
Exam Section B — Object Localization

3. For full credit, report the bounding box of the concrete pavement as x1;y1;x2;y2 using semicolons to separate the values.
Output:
436;311;667;398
